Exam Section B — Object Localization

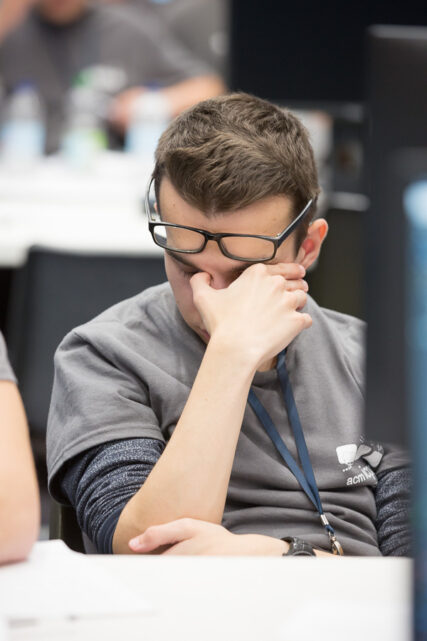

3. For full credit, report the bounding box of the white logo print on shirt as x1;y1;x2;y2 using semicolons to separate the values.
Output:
336;441;384;486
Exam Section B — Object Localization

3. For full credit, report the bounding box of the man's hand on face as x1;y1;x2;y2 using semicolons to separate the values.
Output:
190;262;312;371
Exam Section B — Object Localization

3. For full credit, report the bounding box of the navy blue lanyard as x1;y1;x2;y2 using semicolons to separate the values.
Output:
248;349;344;555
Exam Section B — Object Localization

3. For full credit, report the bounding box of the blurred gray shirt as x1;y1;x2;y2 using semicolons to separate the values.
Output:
131;0;229;76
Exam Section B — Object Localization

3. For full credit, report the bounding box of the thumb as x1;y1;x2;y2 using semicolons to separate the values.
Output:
129;519;196;553
190;271;212;298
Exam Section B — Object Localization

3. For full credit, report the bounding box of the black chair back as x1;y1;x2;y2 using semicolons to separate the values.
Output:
6;247;165;435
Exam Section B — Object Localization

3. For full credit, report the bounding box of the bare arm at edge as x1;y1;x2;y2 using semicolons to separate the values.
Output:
0;381;40;564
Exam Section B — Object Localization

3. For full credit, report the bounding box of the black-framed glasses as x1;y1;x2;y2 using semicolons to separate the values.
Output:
144;177;313;262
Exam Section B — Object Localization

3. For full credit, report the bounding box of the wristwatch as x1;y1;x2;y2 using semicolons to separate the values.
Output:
281;536;316;556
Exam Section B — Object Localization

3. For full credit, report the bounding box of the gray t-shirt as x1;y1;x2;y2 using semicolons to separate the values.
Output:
47;283;408;556
0;332;16;382
0;4;211;152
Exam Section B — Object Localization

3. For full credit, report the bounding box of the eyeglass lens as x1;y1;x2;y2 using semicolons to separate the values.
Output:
220;236;275;260
152;225;206;251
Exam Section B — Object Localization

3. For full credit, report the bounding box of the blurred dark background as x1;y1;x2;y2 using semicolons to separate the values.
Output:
229;0;426;102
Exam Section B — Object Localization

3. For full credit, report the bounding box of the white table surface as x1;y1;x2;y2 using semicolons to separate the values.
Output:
0;153;163;267
0;540;413;641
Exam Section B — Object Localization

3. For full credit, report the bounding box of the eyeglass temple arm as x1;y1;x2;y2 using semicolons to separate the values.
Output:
277;198;314;241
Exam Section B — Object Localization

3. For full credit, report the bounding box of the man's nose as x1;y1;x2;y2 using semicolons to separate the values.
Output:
199;243;240;290
208;271;236;290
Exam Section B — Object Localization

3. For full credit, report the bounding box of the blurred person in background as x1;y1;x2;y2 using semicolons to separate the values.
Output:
103;0;229;78
0;0;225;153
0;332;40;564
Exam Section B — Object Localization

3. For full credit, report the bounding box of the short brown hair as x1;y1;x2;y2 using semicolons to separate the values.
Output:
153;93;320;244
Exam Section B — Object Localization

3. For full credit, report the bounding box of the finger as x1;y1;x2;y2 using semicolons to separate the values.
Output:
296;312;313;329
284;279;308;292
287;289;308;310
265;262;305;279
129;518;196;553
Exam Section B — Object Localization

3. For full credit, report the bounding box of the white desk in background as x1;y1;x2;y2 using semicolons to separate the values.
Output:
0;540;412;641
0;153;163;268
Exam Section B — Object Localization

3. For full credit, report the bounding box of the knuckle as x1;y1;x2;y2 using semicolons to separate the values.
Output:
287;290;299;305
181;517;194;529
284;263;299;275
272;274;284;286
298;312;312;328
298;313;307;328
181;518;195;534
252;263;266;275
286;280;298;290
287;289;306;309
272;278;286;294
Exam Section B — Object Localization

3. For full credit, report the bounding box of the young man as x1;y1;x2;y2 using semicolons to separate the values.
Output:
47;93;409;557
0;332;40;564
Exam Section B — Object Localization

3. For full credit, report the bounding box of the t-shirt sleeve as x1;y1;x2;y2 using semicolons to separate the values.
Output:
0;332;17;383
342;314;365;393
375;442;411;477
47;323;166;495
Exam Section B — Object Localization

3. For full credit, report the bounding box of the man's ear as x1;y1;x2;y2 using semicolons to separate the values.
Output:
295;218;328;270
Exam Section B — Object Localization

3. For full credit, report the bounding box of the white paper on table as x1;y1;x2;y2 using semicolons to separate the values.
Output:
0;540;151;625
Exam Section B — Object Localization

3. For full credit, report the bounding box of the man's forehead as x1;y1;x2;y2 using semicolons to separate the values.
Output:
158;178;294;234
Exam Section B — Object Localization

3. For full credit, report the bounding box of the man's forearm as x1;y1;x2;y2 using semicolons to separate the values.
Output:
113;337;256;553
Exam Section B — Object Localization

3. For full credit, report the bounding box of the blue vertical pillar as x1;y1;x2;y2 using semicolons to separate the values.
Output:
405;179;427;641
